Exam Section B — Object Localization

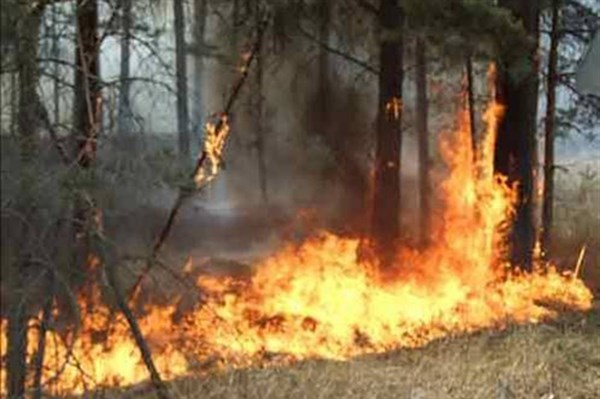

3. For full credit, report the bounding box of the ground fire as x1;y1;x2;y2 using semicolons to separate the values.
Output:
0;97;593;396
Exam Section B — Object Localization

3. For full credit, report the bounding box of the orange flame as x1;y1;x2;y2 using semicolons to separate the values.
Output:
0;97;593;395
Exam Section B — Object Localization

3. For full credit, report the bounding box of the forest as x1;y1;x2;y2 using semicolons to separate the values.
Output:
1;0;599;398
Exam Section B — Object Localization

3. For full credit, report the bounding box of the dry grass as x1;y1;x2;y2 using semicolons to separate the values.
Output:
95;309;600;399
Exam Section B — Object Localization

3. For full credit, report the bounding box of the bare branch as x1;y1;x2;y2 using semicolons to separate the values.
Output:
298;25;378;75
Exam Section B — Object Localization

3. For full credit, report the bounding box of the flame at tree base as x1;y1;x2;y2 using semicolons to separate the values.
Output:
0;99;594;395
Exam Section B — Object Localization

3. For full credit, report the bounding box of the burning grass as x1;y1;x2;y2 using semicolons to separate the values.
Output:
98;307;600;398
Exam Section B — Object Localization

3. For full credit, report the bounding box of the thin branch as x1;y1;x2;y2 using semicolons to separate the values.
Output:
104;257;172;399
298;26;378;75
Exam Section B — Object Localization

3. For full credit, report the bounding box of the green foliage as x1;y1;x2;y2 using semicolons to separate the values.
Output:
404;0;532;62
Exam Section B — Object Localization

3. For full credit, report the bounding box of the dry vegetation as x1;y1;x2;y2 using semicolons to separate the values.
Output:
95;308;599;399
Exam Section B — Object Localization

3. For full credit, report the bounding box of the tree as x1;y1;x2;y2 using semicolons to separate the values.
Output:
493;0;539;271
541;0;560;257
371;0;404;266
192;0;207;138
6;2;43;396
117;0;133;136
415;37;430;247
253;1;268;204
174;0;190;158
72;0;101;281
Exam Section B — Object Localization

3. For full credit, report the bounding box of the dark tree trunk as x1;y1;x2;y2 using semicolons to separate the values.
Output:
117;0;133;136
72;0;101;281
316;0;331;132
542;0;560;257
494;0;539;271
415;38;430;248
254;37;268;203
174;0;190;158
193;0;207;139
371;0;404;266
52;5;60;127
74;0;101;167
465;55;477;156
253;1;268;204
7;4;42;397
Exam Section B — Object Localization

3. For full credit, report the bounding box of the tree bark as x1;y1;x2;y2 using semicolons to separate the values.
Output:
117;0;133;136
494;0;539;271
415;38;430;248
7;4;43;397
371;0;404;266
542;0;560;257
174;0;190;158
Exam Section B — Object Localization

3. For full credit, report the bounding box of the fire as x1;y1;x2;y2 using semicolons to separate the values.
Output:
0;98;593;395
194;114;231;188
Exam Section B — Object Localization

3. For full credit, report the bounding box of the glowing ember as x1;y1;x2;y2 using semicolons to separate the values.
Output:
0;98;593;395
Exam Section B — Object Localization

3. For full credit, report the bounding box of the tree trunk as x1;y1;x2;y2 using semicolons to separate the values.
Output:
371;0;404;266
542;0;560;257
117;0;133;136
193;0;207;140
494;0;539;271
52;4;60;127
415;38;430;248
254;36;268;204
465;54;477;156
72;0;101;280
174;0;190;158
316;0;331;133
7;4;43;397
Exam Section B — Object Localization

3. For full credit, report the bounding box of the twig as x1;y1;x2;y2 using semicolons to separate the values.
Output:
573;244;587;279
128;16;269;302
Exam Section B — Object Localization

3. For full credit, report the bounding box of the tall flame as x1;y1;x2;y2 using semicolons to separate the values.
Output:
0;97;593;395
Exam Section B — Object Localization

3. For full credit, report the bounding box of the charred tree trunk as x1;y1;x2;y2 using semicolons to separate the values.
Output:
117;0;133;136
72;0;101;287
371;0;404;266
415;38;430;248
494;0;539;271
542;0;560;257
465;54;477;156
7;4;42;397
174;0;190;158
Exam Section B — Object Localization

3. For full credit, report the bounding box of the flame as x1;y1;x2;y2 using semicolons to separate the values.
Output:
194;115;230;188
385;97;403;120
0;98;593;395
